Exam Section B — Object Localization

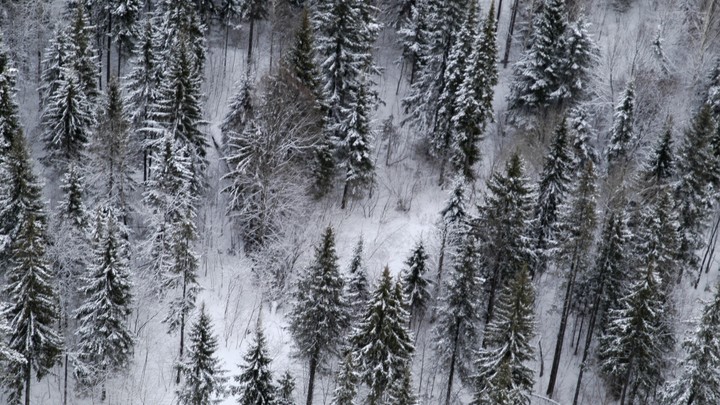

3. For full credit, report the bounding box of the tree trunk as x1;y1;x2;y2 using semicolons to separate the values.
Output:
247;18;255;64
574;314;585;355
176;272;188;384
546;258;580;397
107;14;112;85
341;180;350;209
502;0;521;68
117;43;122;77
224;24;230;74
64;353;69;405
24;358;31;405
572;296;599;405
496;0;504;23
445;327;461;405
306;350;319;405
485;263;501;324
437;228;447;286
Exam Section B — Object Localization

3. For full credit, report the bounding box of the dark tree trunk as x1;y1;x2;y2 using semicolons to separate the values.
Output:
445;327;461;405
107;14;112;85
573;297;599;405
547;258;580;397
502;0;521;68
64;353;69;405
247;18;255;64
341;180;350;209
306;349;319;405
24;358;31;405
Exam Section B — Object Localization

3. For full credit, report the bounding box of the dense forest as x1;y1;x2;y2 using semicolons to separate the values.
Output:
0;0;719;404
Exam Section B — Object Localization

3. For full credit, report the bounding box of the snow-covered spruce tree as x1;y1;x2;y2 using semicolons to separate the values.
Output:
437;176;469;285
708;58;720;118
124;15;163;180
0;130;48;267
531;118;573;277
661;283;720;404
554;16;598;104
396;0;431;84
351;267;414;405
0;38;21;150
241;0;269;62
402;0;469;138
39;31;71;109
507;0;568;114
572;202;632;403
473;266;535;405
288;226;349;405
339;84;375;209
675;104;717;276
142;132;194;291
74;207;134;398
0;144;62;405
346;237;370;319
479;152;535;323
0;312;24;373
287;9;321;93
159;0;207;72
598;260;673;404
431;2;477;185
148;34;207;176
177;303;228;405
110;0;143;66
90;77;136;222
52;165;90;332
40;70;95;172
640;120;675;199
388;365;418;405
313;0;380;201
635;188;680;290
67;2;100;100
401;240;431;327
606;81;636;167
234;317;275;405
567;105;597;168
2;213;62;405
277;371;296;405
221;75;255;151
433;235;484;405
164;200;201;384
545;159;597;397
450;2;498;181
330;352;359;405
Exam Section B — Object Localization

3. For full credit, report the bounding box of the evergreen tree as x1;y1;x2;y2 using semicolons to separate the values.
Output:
313;0;380;200
402;0;469;139
661;283;720;404
68;2;100;99
401;241;431;326
708;58;720;118
635;188;680;289
74;207;134;397
396;0;431;84
531;119;573;276
177;304;228;405
507;0;568;113
473;267;535;405
675;104;717;274
567;105;597;168
545;159;597;397
288;9;320;92
234;317;275;405
164;200;201;384
346;237;370;319
555;16;598;103
159;0;207;72
39;31;72;109
641;121;675;195
606;81;636;166
90;77;136;221
437;176;469;285
388;365;418;405
598;261;673;404
340;84;375;209
288;226;349;405
143;132;195;291
479;153;535;323
124;15;162;180
351;267;414;405
149;35;207;173
277;371;296;405
330;352;359;405
111;0;143;62
0;37;22;151
241;0;269;62
450;3;498;181
431;2;477;184
221;75;255;150
40;71;95;171
433;235;484;405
